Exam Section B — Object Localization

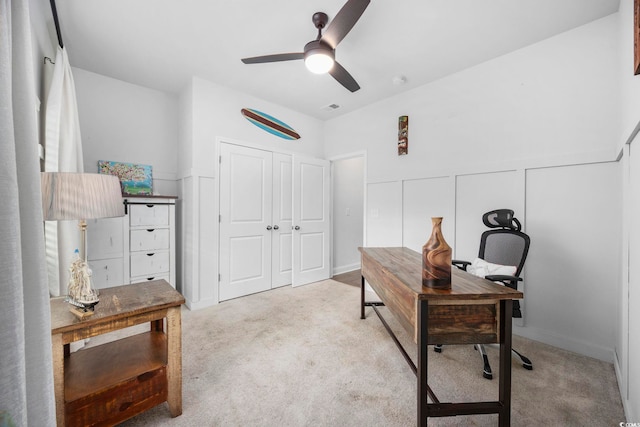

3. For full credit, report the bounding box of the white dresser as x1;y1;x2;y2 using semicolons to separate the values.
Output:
87;196;177;289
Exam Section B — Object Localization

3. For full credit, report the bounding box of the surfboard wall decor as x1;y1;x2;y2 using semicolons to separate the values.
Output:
241;108;301;140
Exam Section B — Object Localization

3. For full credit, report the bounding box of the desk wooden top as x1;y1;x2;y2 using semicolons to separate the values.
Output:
359;247;523;301
51;280;185;335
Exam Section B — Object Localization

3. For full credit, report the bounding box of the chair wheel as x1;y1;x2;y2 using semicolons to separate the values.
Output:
434;345;442;353
523;364;533;370
483;371;493;380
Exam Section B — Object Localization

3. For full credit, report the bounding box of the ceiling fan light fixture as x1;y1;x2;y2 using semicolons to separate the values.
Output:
304;41;335;74
305;52;334;74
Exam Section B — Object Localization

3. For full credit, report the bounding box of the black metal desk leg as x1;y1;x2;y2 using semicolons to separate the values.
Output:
360;275;365;319
417;299;428;427
499;299;513;427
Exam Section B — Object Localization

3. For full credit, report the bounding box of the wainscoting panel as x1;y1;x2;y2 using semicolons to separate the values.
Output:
402;176;455;253
455;170;524;262
366;181;402;247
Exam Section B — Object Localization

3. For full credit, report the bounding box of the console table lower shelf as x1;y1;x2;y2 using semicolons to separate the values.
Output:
359;247;523;427
50;280;184;426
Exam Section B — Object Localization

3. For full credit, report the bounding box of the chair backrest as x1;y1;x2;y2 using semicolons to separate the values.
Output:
478;209;530;278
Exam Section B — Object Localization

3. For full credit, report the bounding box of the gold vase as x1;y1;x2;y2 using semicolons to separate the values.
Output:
422;217;452;289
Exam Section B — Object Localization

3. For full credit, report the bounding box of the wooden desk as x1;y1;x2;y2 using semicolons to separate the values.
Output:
359;247;523;427
50;280;185;426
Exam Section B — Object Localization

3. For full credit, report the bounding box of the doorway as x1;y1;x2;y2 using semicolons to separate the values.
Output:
331;154;365;277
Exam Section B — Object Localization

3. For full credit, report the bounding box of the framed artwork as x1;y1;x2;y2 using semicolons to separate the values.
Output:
398;115;408;155
98;160;153;196
633;0;640;75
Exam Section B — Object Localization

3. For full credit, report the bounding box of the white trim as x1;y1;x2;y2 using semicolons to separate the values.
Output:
215;135;312;158
178;168;215;180
332;263;360;276
624;118;640;147
513;326;615;363
184;297;217;311
329;150;367;273
153;171;178;181
365;148;619;185
327;149;367;162
615;349;635;422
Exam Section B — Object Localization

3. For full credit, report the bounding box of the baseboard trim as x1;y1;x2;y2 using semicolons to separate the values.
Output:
184;297;218;310
614;353;630;422
332;263;360;276
512;325;615;363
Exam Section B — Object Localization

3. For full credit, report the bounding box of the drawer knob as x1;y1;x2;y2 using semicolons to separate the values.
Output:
146;253;155;257
146;229;155;232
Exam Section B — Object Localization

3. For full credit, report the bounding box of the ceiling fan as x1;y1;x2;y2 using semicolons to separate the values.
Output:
241;0;370;92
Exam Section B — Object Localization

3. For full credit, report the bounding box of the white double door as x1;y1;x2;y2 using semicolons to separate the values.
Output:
219;143;330;301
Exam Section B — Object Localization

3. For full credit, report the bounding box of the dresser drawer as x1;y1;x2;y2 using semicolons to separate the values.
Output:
130;274;170;285
130;229;170;252
88;258;124;289
129;204;169;227
130;251;170;277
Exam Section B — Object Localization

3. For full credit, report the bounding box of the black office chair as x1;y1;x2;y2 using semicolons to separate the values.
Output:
434;209;532;379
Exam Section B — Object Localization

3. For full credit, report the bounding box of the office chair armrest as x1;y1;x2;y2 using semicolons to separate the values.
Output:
452;260;471;271
484;275;523;283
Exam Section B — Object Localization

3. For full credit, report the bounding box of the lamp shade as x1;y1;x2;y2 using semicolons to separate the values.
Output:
41;172;125;220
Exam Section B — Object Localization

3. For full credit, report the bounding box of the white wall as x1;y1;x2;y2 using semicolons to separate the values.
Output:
617;0;640;421
326;14;622;363
325;15;619;181
180;77;325;309
524;162;621;356
332;156;364;274
73;67;179;195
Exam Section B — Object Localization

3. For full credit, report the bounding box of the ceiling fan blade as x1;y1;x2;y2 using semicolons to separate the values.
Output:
241;53;304;64
329;61;360;92
322;0;370;49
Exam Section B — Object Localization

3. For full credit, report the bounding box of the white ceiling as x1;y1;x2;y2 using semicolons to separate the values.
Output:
53;0;620;120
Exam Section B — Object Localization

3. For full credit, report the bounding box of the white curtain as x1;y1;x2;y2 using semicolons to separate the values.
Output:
0;0;56;425
44;45;84;296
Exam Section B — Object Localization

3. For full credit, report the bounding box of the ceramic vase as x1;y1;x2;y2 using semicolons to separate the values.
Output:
422;217;452;289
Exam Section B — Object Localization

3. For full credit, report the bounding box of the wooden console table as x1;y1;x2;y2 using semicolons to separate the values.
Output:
50;279;185;426
359;247;523;427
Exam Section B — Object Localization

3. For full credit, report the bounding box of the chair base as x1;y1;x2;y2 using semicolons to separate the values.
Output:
433;343;533;379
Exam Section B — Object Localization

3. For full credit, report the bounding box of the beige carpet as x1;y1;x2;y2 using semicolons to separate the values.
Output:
95;280;624;426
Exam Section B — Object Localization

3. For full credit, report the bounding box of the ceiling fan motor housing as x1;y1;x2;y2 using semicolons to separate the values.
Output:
304;40;335;60
304;40;335;74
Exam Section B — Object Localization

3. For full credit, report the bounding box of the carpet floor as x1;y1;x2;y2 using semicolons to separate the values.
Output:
90;279;625;426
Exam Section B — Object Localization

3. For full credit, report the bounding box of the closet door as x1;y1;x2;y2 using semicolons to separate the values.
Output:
219;144;273;301
271;153;293;288
292;155;331;286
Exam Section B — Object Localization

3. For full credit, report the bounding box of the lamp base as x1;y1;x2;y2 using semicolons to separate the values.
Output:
67;296;99;319
69;305;95;319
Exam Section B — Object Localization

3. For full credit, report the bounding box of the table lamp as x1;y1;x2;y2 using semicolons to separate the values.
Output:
41;172;124;317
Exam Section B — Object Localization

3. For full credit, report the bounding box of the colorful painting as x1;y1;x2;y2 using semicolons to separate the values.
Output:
98;160;153;196
241;108;301;140
398;115;408;155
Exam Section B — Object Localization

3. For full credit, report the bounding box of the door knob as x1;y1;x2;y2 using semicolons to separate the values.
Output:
267;225;273;230
273;225;279;230
294;226;300;230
